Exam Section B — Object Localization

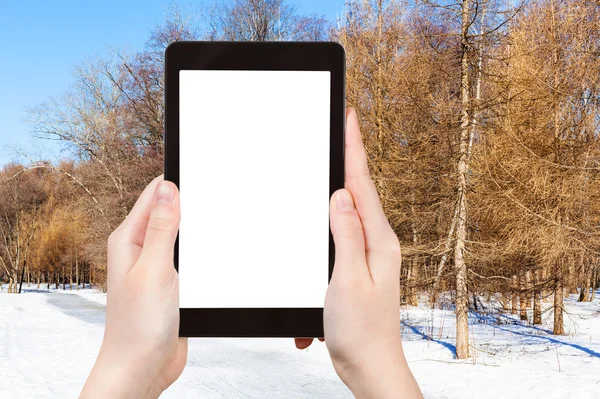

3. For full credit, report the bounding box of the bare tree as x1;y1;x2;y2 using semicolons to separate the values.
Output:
206;0;298;41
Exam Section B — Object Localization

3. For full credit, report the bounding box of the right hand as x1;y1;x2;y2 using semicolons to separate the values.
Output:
295;109;422;399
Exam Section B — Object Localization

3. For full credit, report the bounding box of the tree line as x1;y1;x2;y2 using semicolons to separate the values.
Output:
1;0;599;360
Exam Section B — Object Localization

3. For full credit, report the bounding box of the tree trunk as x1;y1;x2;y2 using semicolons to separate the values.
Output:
501;292;509;312
533;288;542;325
472;294;479;311
76;250;79;290
578;272;590;302
511;275;518;314
432;210;457;303
533;290;542;325
533;270;542;324
407;215;419;307
453;0;472;360
402;265;410;304
591;268;597;302
519;273;528;321
553;273;565;335
511;294;517;314
408;261;419;307
18;260;26;294
526;270;532;308
454;198;469;359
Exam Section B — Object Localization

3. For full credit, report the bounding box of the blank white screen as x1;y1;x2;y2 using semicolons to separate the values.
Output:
179;70;331;308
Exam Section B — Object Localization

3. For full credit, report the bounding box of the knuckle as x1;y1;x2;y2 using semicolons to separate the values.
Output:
146;213;178;233
335;225;363;241
107;230;121;249
371;234;401;260
367;234;401;258
388;236;402;255
387;236;403;263
345;171;374;186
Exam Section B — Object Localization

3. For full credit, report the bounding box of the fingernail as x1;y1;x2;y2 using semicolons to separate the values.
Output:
336;190;355;211
155;181;175;205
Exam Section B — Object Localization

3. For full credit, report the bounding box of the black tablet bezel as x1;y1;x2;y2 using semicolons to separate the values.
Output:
165;41;345;337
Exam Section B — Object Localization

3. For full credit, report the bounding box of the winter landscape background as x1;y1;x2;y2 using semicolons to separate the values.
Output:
2;1;600;397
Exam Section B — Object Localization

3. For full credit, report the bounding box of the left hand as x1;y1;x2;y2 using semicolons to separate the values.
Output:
81;176;187;398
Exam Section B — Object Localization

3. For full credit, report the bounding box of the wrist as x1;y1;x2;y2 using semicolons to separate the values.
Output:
81;346;164;399
332;348;421;399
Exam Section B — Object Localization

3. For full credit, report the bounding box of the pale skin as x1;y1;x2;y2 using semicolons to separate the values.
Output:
81;108;422;399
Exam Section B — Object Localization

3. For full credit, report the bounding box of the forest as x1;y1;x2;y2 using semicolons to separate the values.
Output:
1;0;599;360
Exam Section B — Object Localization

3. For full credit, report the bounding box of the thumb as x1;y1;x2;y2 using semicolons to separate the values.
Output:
138;180;180;268
330;189;368;280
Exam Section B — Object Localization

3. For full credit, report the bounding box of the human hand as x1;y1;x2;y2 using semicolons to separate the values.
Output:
295;109;422;398
81;176;187;399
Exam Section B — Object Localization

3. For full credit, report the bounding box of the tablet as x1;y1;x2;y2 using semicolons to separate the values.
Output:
165;41;345;337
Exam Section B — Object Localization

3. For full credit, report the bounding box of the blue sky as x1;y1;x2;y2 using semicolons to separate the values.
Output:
0;0;345;163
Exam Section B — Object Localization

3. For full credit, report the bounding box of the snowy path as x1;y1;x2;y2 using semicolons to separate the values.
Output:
1;287;599;398
0;288;350;398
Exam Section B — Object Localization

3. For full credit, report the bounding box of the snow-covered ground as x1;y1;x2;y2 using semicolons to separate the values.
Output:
1;286;598;398
400;294;600;398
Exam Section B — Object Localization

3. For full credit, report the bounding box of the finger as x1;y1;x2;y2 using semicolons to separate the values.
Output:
344;108;400;281
295;338;314;350
330;189;370;282
107;175;164;272
134;181;181;273
121;174;165;238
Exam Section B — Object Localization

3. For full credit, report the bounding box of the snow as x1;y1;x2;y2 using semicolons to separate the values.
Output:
0;286;349;398
1;286;598;398
400;294;600;398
